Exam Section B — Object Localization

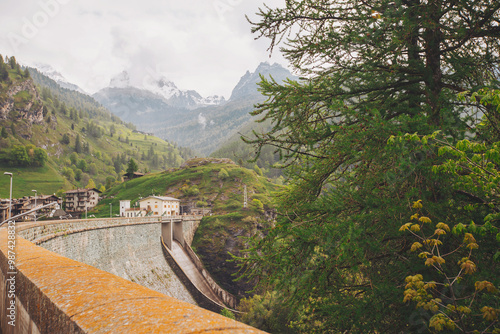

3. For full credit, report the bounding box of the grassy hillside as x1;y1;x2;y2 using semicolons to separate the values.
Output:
0;161;69;198
92;157;281;297
93;157;279;215
210;118;285;180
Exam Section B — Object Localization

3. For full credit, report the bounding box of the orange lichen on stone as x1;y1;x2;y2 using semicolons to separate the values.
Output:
0;230;266;333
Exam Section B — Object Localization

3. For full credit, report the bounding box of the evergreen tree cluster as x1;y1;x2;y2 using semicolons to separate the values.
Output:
28;67;113;122
0;54;30;82
6;144;47;167
0;55;9;82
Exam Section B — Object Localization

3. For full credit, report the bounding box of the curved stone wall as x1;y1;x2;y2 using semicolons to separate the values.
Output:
39;223;196;305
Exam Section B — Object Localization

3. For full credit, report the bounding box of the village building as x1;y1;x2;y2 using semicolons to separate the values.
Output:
122;172;145;181
23;194;62;219
64;188;101;214
1;195;62;221
119;200;146;217
119;196;180;217
140;196;181;216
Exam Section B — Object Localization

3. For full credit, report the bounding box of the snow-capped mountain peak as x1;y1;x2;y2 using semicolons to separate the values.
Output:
142;75;180;100
109;71;131;88
33;63;86;93
200;95;226;106
106;70;226;109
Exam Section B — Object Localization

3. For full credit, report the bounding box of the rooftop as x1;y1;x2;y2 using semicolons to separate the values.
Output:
139;196;180;202
65;188;102;194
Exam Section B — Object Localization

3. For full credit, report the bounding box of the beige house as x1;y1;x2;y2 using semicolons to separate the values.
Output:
139;196;180;217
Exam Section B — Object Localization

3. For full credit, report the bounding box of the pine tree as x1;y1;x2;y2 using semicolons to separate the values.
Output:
8;56;16;70
0;55;8;81
74;134;82;153
126;158;138;179
1;126;8;138
61;133;70;145
218;168;229;180
10;123;16;137
239;1;500;332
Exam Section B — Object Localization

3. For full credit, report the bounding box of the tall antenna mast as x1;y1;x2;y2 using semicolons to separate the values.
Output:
243;185;248;208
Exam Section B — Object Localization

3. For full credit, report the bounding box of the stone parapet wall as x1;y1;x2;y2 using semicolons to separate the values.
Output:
17;216;203;245
15;216;206;306
0;229;265;333
17;217;161;244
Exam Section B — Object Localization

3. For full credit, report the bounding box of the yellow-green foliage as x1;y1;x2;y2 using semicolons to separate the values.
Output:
401;201;499;333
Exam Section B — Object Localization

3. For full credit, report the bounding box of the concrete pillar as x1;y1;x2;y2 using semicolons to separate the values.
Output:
161;220;172;250
173;220;184;247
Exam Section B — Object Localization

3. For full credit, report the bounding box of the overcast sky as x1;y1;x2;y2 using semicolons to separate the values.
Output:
0;0;286;98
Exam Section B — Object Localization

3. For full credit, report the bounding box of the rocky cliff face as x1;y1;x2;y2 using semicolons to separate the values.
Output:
193;222;258;298
229;62;296;101
0;79;44;133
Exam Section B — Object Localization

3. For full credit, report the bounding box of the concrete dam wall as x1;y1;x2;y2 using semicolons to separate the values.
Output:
16;217;202;306
38;223;196;305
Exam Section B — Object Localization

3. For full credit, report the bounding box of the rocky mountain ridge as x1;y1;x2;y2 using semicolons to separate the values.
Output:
33;63;86;93
0;60;189;198
229;62;293;100
0;78;44;138
104;70;226;110
92;62;297;155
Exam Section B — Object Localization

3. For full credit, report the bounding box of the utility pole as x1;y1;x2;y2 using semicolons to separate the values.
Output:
4;172;12;219
32;189;37;222
243;185;247;208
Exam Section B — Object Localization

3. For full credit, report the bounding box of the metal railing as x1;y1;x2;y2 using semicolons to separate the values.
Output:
0;202;60;227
